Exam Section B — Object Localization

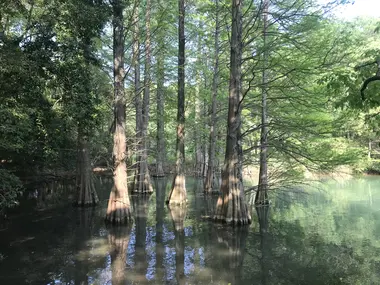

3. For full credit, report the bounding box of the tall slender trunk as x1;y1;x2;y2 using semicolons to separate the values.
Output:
256;0;269;206
155;50;166;177
76;125;99;206
134;0;153;193
167;0;187;205
213;0;251;225
194;33;204;177
194;89;203;177
105;0;132;224
202;99;209;178
204;0;220;193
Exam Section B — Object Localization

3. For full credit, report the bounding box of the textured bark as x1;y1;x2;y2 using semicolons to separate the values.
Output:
134;0;153;193
108;226;132;285
167;0;187;205
194;36;204;177
256;0;270;206
105;0;132;224
202;100;209;178
213;0;251;225
76;128;99;206
194;95;204;177
155;51;166;177
204;0;220;193
133;0;152;194
168;205;186;285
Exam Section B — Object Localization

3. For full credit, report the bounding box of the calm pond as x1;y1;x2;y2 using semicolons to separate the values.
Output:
1;176;380;284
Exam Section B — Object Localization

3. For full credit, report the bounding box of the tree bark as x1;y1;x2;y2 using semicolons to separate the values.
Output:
105;0;132;224
213;0;251;225
256;0;269;206
167;0;187;205
194;93;204;177
204;0;220;193
155;51;166;177
133;0;153;193
194;34;204;177
76;126;99;206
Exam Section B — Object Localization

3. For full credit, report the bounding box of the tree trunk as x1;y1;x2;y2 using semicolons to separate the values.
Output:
194;93;203;177
194;35;204;177
155;47;166;177
76;126;99;206
204;0;220;193
202;99;209;178
105;0;132;224
256;0;269;206
213;0;251;225
134;0;153;193
167;0;187;205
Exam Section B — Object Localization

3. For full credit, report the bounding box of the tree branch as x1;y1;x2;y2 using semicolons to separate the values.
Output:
361;75;380;101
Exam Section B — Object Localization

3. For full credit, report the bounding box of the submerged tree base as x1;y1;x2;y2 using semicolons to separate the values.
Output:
133;160;153;194
214;192;252;225
105;186;133;224
76;184;99;207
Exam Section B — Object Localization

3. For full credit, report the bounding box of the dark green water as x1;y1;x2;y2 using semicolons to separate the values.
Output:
1;176;380;284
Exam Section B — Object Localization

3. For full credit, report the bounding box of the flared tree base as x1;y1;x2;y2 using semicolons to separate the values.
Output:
133;161;154;194
76;184;99;207
105;186;133;224
153;163;165;178
166;174;187;205
255;188;270;207
214;193;251;225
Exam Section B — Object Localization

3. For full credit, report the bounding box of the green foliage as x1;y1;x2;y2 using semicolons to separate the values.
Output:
0;169;23;213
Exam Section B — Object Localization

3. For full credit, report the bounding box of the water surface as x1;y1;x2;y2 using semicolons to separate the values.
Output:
1;176;380;284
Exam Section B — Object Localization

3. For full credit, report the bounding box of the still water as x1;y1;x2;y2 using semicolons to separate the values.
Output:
1;176;380;284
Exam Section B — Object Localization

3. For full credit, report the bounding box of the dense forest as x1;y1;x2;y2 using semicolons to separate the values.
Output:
3;0;380;284
1;0;380;223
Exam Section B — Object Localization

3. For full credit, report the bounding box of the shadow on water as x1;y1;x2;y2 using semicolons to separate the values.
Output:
1;176;380;284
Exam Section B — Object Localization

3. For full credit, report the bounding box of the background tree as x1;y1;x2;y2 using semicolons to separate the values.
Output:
166;0;187;205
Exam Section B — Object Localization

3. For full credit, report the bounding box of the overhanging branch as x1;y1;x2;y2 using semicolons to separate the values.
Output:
360;75;380;101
